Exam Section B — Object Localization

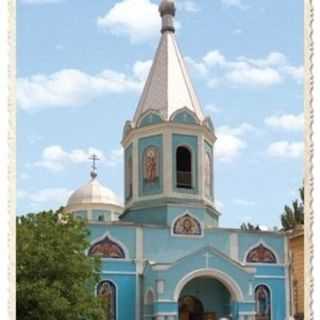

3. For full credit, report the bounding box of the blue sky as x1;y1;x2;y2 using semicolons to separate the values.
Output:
17;0;304;229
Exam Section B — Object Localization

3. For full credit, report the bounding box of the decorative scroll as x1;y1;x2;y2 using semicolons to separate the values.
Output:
255;285;271;320
173;214;202;236
88;236;125;259
143;146;159;184
246;244;277;263
97;281;116;320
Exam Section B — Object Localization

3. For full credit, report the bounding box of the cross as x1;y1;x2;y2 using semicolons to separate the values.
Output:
203;252;212;268
89;154;100;171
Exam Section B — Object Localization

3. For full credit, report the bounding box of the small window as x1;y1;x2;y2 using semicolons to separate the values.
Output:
98;215;105;222
176;146;192;189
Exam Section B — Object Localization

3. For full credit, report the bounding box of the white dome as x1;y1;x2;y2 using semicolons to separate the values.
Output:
67;177;122;207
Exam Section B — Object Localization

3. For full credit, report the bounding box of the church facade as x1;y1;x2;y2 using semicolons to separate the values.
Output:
65;1;290;319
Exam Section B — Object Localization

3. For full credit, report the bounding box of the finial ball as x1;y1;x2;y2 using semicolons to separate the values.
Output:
159;0;176;17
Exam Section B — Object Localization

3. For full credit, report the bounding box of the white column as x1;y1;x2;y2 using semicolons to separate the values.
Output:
163;130;172;196
198;134;204;197
132;139;139;201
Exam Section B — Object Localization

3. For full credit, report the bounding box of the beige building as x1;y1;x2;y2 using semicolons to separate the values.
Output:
288;225;304;320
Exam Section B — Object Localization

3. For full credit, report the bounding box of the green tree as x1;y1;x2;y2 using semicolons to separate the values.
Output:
17;208;106;320
281;186;304;231
240;222;261;231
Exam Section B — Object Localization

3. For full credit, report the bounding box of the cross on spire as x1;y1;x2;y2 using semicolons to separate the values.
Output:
89;154;100;179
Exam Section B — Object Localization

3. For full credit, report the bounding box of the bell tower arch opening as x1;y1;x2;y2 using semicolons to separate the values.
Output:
176;146;192;189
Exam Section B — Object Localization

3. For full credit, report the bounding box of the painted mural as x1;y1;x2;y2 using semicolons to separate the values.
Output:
144;146;159;184
255;285;271;320
246;244;277;263
173;214;202;236
97;281;116;320
88;236;125;259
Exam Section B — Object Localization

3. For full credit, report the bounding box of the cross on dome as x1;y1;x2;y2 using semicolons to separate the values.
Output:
89;154;100;179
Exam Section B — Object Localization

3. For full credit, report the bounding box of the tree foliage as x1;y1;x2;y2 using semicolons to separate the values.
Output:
17;208;106;320
281;186;304;231
240;222;261;231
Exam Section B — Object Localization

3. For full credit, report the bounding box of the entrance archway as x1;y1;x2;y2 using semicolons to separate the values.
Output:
175;269;243;320
178;277;231;320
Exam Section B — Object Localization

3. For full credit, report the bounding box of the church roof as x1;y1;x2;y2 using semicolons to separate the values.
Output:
67;171;122;208
132;0;205;125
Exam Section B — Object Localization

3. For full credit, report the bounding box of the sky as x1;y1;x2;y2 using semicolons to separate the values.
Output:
17;0;304;229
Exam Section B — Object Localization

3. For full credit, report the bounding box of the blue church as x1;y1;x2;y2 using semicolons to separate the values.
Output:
64;1;290;319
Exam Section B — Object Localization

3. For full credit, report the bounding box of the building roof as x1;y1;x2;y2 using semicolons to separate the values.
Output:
67;172;122;208
132;0;205;125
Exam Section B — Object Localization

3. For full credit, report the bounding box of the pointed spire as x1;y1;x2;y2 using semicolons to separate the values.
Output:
159;0;176;33
132;0;204;126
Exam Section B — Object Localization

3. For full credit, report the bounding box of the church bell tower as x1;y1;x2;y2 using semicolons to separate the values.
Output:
120;0;220;228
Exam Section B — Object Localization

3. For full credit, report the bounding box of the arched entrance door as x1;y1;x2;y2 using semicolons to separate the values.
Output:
178;276;232;320
179;296;204;320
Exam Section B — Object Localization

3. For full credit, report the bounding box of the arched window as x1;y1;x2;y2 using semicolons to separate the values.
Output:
176;146;192;189
144;289;155;317
88;236;125;259
97;281;116;320
143;146;159;184
246;244;277;264
255;285;271;320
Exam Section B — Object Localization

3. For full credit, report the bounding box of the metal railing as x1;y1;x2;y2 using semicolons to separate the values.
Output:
176;171;192;188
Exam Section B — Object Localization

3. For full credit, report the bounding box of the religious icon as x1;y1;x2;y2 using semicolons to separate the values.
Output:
97;281;116;320
144;146;158;183
255;285;271;320
247;244;277;263
174;214;202;235
88;236;125;259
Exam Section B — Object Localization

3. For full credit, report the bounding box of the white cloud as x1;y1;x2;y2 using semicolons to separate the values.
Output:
18;64;148;110
233;199;256;206
267;141;304;158
133;60;152;81
221;0;248;10
215;123;255;162
97;0;160;43
34;145;123;172
283;65;304;82
225;66;282;87
203;50;226;66
205;104;222;114
188;50;303;88
265;113;304;131
177;1;200;13
185;57;209;77
18;188;72;205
